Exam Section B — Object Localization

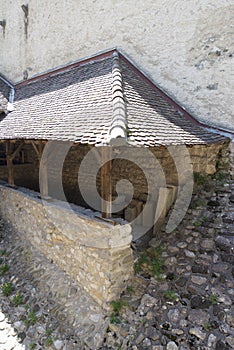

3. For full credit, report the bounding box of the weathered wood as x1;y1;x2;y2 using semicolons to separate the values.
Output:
10;141;24;161
40;157;49;198
36;142;48;198
31;140;48;197
31;140;40;157
101;146;112;218
6;141;14;186
38;142;43;158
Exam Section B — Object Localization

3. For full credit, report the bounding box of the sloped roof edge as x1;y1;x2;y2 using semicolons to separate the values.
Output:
0;48;232;144
118;52;234;138
5;47;232;138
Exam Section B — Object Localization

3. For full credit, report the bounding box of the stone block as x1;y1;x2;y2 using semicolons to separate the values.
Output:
143;201;156;228
124;205;137;222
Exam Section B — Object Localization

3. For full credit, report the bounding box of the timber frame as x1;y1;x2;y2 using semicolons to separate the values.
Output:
0;139;113;219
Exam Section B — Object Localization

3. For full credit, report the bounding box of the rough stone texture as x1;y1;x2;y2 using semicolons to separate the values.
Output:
0;1;233;132
0;183;134;309
0;220;107;350
100;172;234;349
0;170;233;349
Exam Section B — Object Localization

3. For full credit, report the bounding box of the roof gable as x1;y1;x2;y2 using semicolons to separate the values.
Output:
0;49;227;145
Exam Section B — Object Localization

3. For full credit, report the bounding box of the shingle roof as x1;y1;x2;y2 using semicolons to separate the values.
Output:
0;49;226;145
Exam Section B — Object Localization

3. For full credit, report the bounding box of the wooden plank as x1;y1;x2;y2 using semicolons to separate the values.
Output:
101;146;112;218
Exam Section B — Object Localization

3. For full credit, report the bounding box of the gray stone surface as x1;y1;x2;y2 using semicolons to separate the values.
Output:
0;171;233;349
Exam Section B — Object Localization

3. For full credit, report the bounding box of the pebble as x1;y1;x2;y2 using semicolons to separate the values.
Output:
207;334;217;348
54;339;64;349
166;341;178;350
184;250;196;258
226;336;234;348
201;239;214;250
177;242;187;249
189;327;206;340
188;309;210;325
191;275;207;285
167;309;180;323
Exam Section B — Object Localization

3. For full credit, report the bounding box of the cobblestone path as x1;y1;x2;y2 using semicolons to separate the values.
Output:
0;173;233;349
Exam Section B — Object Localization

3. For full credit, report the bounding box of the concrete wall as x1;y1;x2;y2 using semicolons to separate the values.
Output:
0;183;133;308
0;0;233;132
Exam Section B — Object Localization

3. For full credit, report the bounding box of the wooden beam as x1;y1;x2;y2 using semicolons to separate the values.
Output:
6;141;14;186
10;142;24;161
31;140;40;157
101;146;112;218
31;140;44;159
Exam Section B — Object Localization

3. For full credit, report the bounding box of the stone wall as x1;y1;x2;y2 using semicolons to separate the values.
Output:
0;0;233;132
0;183;133;309
0;163;38;190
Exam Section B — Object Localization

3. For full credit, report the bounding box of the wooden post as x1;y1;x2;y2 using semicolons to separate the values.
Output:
6;141;14;186
101;146;112;218
40;157;48;198
31;141;48;198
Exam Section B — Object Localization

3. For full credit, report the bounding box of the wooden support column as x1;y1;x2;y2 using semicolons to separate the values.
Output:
101;146;112;218
5;140;24;186
31;140;48;198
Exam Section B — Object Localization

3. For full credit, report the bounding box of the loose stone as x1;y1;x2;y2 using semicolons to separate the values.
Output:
166;341;178;350
184;250;196;258
191;275;207;285
189;327;206;340
226;336;234;348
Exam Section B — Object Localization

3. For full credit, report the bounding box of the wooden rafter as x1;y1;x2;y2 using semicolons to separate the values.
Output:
31;140;44;159
10;142;24;161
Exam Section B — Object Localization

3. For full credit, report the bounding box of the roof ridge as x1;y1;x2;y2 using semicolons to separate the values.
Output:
108;51;128;144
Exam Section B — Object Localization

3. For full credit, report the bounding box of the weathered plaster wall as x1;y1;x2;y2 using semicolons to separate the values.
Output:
0;0;233;131
0;183;133;308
